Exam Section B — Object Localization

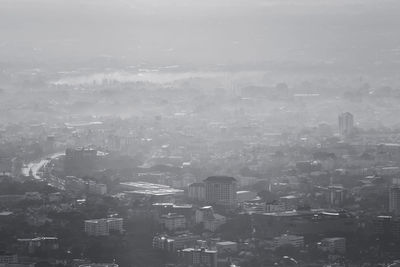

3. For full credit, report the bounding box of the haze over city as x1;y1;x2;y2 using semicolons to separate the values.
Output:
2;1;400;267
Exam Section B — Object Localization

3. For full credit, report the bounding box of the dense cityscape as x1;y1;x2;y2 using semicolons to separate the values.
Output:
2;76;400;267
2;0;400;267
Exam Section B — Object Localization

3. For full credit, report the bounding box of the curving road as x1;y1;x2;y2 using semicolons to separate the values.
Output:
21;152;65;181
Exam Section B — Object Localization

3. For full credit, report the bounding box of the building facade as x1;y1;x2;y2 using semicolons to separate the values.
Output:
204;176;237;207
160;213;186;232
318;237;346;254
152;233;200;252
389;185;400;215
179;248;217;267
273;234;304;249
188;183;206;201
338;112;354;137
84;218;123;236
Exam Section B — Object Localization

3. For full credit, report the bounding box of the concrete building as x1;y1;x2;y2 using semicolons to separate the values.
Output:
0;252;18;264
152;233;200;252
120;181;184;203
160;213;186;231
273;234;304;249
377;144;400;163
328;185;346;207
79;264;118;267
338;112;354;137
152;203;193;223
204;176;237;207
179;248;217;267
17;237;59;254
0;156;12;176
195;206;226;232
87;181;107;195
204;213;226;232
253;210;357;238
389;184;400;215
84;218;123;236
107;218;124;233
188;183;206;201
265;200;286;213
279;195;299;211
318;237;346;254
373;215;400;240
216;241;238;254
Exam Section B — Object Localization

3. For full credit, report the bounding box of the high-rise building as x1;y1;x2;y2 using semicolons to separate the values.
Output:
328;185;346;207
204;176;237;207
389;184;400;215
188;182;206;201
373;215;400;240
179;248;217;267
338;112;354;137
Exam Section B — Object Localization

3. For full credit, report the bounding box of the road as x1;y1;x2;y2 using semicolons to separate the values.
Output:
21;152;65;180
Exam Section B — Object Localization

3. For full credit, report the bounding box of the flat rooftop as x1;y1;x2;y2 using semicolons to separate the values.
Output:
125;188;184;196
216;241;237;245
120;181;170;190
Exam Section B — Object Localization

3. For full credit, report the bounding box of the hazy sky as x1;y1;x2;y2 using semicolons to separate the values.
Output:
1;0;400;68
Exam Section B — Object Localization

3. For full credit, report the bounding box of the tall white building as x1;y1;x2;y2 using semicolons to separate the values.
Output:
389;185;400;215
338;112;354;137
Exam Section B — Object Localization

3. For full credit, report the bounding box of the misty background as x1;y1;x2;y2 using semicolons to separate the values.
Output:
1;0;400;71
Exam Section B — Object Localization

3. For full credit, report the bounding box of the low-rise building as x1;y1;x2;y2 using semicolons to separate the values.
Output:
153;233;200;252
87;181;107;195
179;248;217;267
17;237;59;254
216;241;238;254
195;206;226;232
79;264;118;267
236;191;257;203
0;252;18;264
48;192;62;202
318;237;346;254
84;218;123;236
265;200;286;213
161;213;186;231
273;234;304;249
